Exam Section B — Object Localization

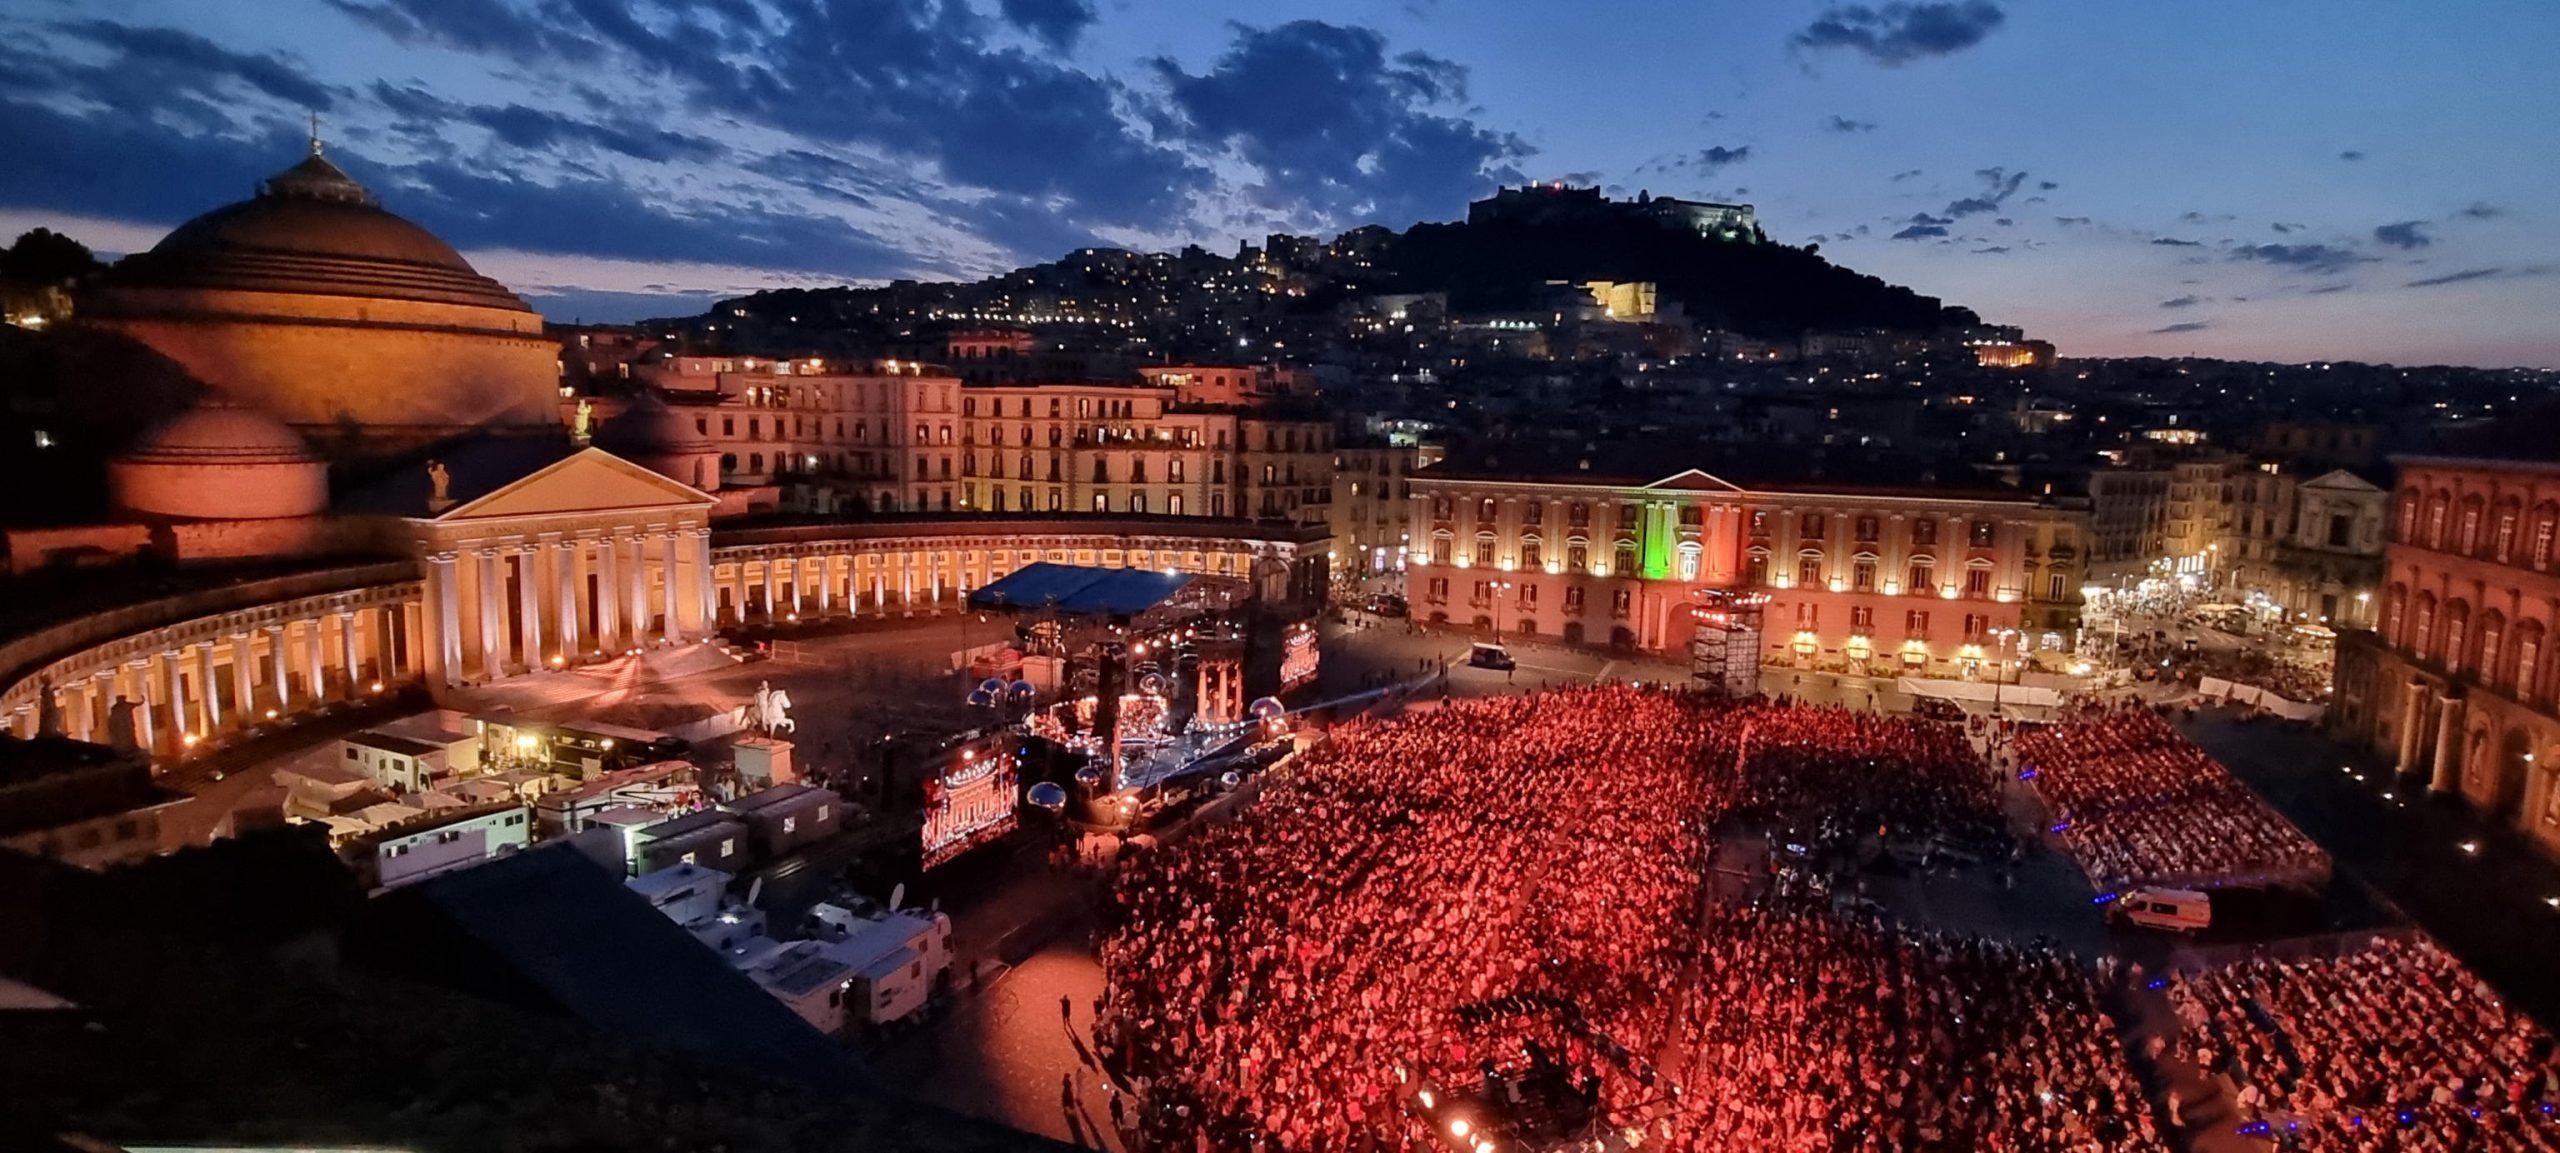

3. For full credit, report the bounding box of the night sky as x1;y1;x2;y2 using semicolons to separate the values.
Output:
2;0;2553;365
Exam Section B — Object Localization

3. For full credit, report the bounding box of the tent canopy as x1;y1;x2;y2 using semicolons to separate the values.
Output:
969;562;1194;619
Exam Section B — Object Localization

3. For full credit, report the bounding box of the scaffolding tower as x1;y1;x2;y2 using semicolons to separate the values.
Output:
1689;589;1769;698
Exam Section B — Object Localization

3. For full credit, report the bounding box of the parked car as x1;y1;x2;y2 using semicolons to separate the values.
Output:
1366;594;1409;618
1467;641;1516;671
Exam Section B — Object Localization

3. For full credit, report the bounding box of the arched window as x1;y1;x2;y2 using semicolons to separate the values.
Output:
1744;548;1769;586
2458;495;2486;555
1615;539;1639;575
2442;600;2471;673
1567;536;1590;573
1677;542;1702;583
1795;549;1823;587
2494;499;2523;563
2533;504;2559;570
1431;530;1453;565
2412;593;2437;657
1521;534;1544;569
2426;492;2451;548
1906;556;1935;596
1475;532;1496;566
1851;551;1879;592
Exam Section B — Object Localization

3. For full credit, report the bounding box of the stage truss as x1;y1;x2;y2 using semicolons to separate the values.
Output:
1689;589;1769;698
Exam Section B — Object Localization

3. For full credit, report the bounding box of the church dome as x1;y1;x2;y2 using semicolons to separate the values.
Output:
120;399;320;465
597;393;716;456
95;151;532;313
77;144;561;458
595;392;720;492
108;398;329;520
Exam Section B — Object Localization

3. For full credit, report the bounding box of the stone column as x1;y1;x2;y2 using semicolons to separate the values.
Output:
125;658;156;754
554;540;582;662
762;556;780;622
338;612;363;698
478;548;511;677
63;681;92;744
305;618;329;700
623;537;649;645
2431;694;2465;794
815;555;834;616
516;545;546;669
595;537;622;653
660;533;684;645
266;624;291;711
195;640;221;727
900;559;915;616
164;649;190;747
693;531;717;633
2395;678;2426;777
427;552;464;688
230;633;257;725
789;556;806;617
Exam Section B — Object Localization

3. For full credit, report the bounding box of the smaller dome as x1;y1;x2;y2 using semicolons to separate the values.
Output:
597;393;716;456
121;398;320;465
110;398;329;521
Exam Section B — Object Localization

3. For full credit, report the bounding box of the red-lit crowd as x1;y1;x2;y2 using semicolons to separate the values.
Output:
1097;687;2167;1152
2166;936;2560;1151
2010;706;2328;891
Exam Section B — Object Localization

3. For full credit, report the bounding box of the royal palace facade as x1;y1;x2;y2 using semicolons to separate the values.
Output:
1406;455;2085;675
2332;452;2560;851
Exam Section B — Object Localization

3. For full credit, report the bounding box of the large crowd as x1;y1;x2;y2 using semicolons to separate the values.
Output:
1096;687;2169;1152
2166;936;2560;1151
2010;706;2329;891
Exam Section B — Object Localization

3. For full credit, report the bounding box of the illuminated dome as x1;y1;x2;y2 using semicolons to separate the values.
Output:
108;398;329;520
101;154;532;312
81;145;560;458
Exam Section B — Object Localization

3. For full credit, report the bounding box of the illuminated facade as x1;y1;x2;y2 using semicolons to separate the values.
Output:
2331;454;2560;850
1407;466;2084;674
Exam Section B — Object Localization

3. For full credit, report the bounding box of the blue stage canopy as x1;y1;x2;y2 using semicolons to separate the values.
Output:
967;562;1194;618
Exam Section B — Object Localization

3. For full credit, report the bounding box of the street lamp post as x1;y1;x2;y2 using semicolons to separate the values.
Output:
1988;627;2020;718
1490;580;1513;636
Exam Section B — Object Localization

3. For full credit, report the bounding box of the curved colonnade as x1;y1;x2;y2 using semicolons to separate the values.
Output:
0;517;1328;764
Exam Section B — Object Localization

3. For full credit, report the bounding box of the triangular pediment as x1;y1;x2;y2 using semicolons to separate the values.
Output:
432;448;713;522
1643;468;1743;492
2300;468;2383;493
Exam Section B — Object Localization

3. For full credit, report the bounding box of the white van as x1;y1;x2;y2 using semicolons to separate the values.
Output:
2114;887;2211;933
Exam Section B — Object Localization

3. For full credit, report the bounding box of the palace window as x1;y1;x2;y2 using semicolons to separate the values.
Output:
1912;518;1937;547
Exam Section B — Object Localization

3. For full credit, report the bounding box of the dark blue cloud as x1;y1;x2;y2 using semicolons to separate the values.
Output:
1824;115;1876;132
2232;243;2371;274
1943;167;2026;217
51;19;341;111
2338;149;2366;161
2151;237;2203;247
2372;220;2432;249
1794;3;2007;66
372;83;726;164
2405;267;2502;288
2159;295;2204;308
1152;20;1528;226
336;0;1208;229
998;0;1098;51
1892;223;1948;240
2150;321;2210;334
